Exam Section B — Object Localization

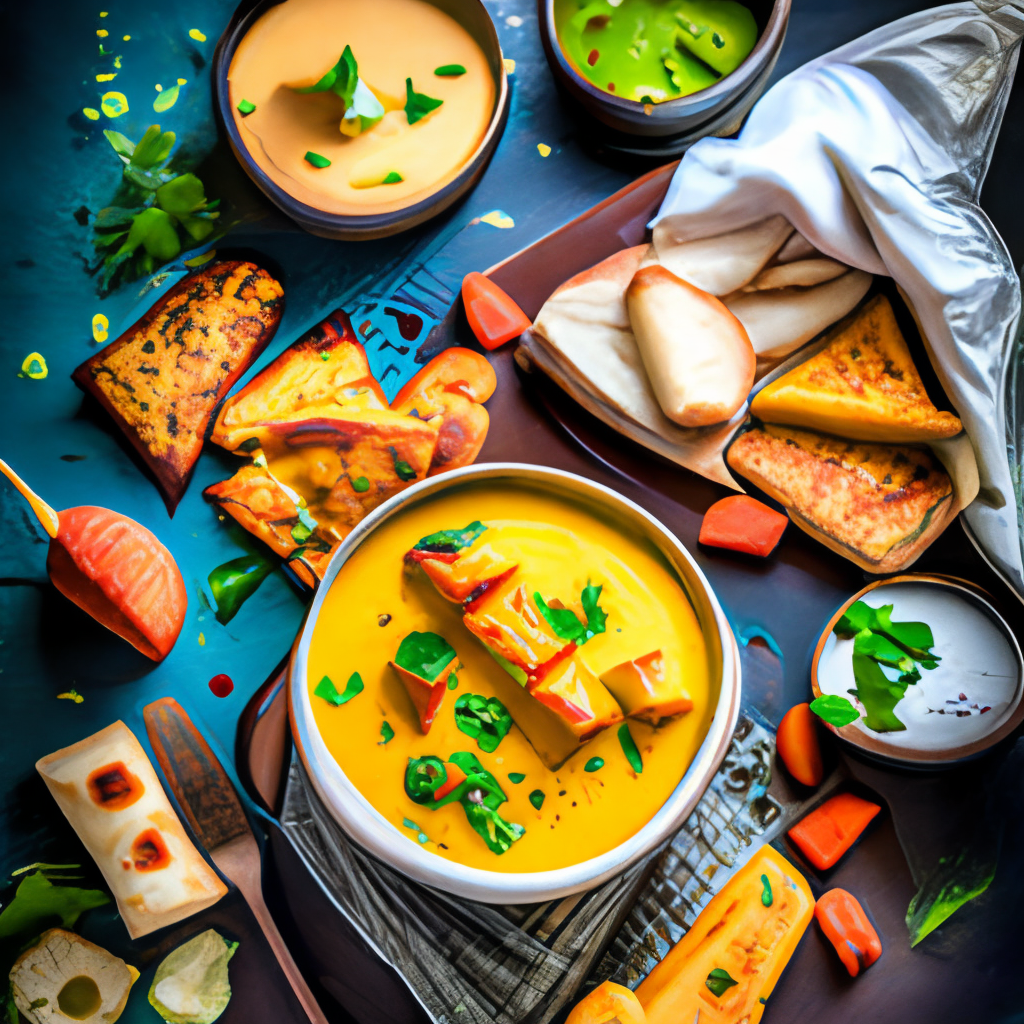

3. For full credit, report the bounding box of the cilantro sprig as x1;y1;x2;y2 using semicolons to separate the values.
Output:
533;580;608;645
404;78;444;124
291;45;384;136
91;125;221;293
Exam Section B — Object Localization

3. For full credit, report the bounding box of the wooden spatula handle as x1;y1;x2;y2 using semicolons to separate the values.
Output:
215;835;333;1024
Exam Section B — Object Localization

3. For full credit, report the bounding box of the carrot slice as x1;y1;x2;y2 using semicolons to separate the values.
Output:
815;888;882;977
788;792;881;870
433;763;468;802
699;494;788;557
462;272;532;351
776;702;824;787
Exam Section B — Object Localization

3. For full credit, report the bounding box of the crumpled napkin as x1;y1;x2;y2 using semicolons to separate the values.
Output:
652;0;1024;597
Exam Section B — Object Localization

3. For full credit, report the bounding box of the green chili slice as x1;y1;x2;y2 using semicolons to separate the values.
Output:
394;632;456;682
584;757;604;773
454;693;512;753
207;551;275;625
761;873;773;907
618;724;643;773
413;521;487;554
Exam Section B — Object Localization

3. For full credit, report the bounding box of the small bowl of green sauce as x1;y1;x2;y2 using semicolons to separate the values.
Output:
540;0;790;149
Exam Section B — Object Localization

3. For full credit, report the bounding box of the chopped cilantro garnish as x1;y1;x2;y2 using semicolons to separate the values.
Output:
618;724;643;773
351;475;370;493
404;78;444;124
237;98;256;115
434;64;467;76
382;171;403;184
446;672;459;690
534;580;608;645
508;772;526;784
581;581;607;638
378;721;395;746
584;757;604;772
294;46;359;106
314;673;363;706
304;151;332;168
529;789;545;810
389;446;417;481
761;873;773;907
394;632;457;682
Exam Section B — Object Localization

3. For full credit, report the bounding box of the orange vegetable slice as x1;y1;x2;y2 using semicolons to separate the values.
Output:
461;272;532;350
698;494;788;557
433;763;468;802
815;888;882;977
776;702;824;787
788;792;881;871
48;506;188;661
567;981;647;1024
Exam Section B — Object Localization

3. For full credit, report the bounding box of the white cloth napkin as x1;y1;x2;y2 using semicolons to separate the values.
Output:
652;1;1024;598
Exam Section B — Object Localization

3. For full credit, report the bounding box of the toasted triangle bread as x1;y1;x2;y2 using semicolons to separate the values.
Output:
726;423;955;573
750;295;963;442
73;262;284;512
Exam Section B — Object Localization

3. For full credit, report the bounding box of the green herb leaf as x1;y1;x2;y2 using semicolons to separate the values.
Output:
705;968;738;998
809;693;861;728
529;789;545;810
341;77;385;136
760;873;773;907
446;672;459;690
382;171;403;184
533;592;586;643
378;721;395;746
454;693;512;753
304;151;332;169
290;505;319;545
434;64;467;76
208;552;276;625
835;601;939;660
581;580;607;638
130;125;176;169
404;78;444;124
462;802;525;855
103;128;136;163
394;632;457;682
118;207;181;261
618;724;643;773
448;751;507;809
413;521;487;554
584;757;604;772
0;867;109;940
907;845;996;946
295;46;360;108
153;82;181;114
237;98;256;116
851;652;908;732
156;173;208;217
94;205;145;230
508;772;526;784
314;673;363;707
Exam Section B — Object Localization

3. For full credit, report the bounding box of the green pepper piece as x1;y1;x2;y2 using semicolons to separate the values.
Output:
314;673;363;707
462;801;525;854
454;693;512;753
618;724;643;773
434;64;467;77
207;551;276;625
404;755;448;804
705;967;738;997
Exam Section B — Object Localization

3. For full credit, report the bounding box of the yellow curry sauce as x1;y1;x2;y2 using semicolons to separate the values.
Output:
228;0;495;216
307;482;714;872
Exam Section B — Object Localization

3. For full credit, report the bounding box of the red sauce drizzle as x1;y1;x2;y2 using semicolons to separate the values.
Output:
86;762;144;811
130;829;172;872
208;673;234;698
587;48;600;66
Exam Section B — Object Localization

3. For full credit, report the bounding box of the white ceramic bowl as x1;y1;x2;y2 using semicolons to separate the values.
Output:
289;463;741;904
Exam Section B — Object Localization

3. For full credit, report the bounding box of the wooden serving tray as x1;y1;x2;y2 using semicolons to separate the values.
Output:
239;167;1024;1024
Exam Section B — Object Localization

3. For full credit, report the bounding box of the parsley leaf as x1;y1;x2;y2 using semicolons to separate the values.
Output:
294;46;359;108
809;693;861;728
533;592;586;643
581;580;607;638
404;78;444;124
0;867;109;940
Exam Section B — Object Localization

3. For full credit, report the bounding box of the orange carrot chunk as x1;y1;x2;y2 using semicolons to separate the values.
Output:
434;763;468;802
815;888;882;977
776;702;824;787
462;272;533;351
788;792;881;871
698;494;788;557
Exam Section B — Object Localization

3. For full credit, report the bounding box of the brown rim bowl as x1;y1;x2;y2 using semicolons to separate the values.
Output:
538;0;790;142
213;0;510;240
810;574;1024;769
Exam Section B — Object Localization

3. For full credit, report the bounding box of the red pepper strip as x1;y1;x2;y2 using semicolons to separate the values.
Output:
462;272;532;351
787;792;881;870
698;494;788;557
434;764;468;802
815;888;882;977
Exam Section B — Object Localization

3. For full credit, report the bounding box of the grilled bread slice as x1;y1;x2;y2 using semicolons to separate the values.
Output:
726;424;955;572
750;295;963;442
73;262;283;512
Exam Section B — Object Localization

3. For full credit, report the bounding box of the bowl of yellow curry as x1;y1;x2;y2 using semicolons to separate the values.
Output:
213;0;509;239
289;463;741;904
